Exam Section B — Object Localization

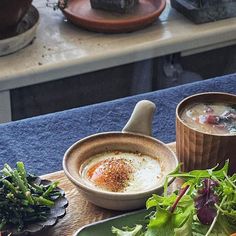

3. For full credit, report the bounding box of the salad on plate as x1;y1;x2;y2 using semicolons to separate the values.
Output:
112;161;236;236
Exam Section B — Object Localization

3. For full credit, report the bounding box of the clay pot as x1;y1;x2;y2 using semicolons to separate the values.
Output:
176;92;236;174
0;0;32;34
63;100;178;211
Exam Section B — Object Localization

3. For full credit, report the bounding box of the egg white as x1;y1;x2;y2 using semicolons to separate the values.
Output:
81;151;164;193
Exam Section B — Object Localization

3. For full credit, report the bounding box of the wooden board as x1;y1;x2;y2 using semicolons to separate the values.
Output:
37;142;177;236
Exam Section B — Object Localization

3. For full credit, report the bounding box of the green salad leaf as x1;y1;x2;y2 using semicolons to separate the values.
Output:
112;161;236;236
144;192;194;236
174;214;192;236
111;225;144;236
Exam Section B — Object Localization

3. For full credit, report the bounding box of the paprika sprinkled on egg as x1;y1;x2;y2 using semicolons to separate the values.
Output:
82;150;163;193
87;158;134;192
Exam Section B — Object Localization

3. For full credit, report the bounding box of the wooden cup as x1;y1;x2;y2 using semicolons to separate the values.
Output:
176;92;236;174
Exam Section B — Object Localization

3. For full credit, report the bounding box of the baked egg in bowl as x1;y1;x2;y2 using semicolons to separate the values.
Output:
63;132;178;211
63;100;178;211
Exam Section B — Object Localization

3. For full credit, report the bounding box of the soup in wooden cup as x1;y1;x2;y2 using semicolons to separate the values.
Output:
176;92;236;174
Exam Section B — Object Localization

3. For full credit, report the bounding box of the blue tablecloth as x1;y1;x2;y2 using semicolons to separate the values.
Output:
1;74;236;175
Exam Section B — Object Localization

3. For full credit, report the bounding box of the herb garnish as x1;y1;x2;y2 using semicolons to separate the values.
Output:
112;161;236;235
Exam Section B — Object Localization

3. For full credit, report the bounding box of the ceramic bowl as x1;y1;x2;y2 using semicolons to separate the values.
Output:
0;6;39;56
63;100;178;211
2;177;68;236
0;0;32;34
176;92;236;174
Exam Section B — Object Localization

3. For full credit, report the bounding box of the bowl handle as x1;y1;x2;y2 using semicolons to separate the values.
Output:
122;100;156;136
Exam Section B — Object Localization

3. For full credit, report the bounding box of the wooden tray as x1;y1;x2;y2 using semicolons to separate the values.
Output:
60;0;166;33
36;142;177;236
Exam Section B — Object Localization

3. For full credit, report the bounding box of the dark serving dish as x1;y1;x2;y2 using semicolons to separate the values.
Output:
1;177;68;236
0;0;32;33
170;0;236;24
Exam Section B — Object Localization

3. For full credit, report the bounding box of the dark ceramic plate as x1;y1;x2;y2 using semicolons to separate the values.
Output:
1;178;68;236
59;0;166;33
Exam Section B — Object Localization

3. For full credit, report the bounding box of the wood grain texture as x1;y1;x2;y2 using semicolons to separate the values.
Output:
38;142;176;236
176;93;236;174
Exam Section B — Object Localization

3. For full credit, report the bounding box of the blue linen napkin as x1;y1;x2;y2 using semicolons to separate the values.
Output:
0;73;236;175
